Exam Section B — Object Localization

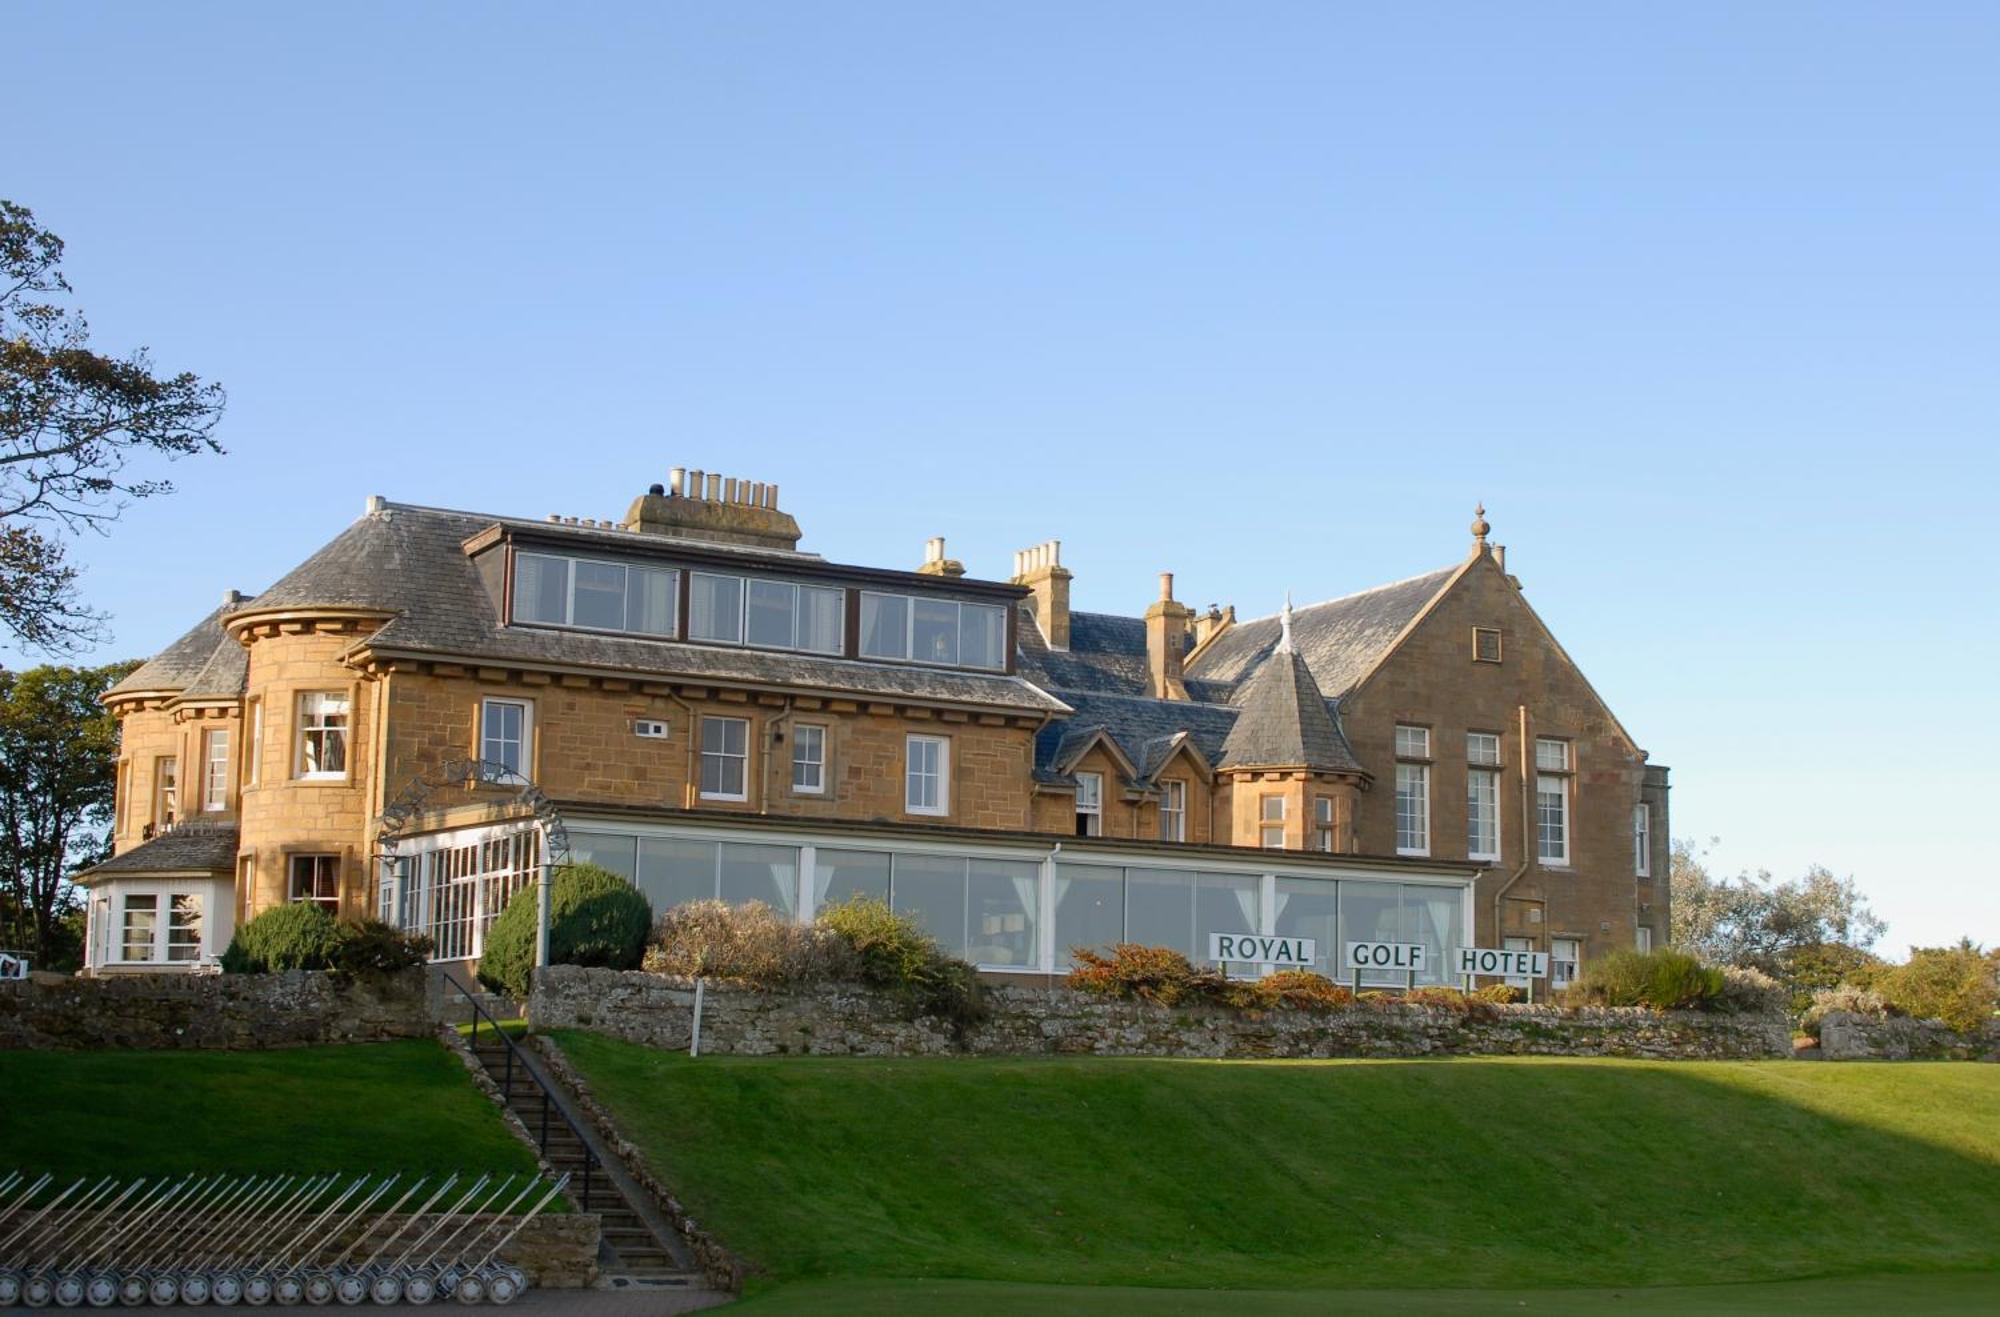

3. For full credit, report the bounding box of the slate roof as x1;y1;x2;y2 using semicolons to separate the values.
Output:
236;503;1069;714
1217;642;1362;773
80;826;240;879
106;602;246;697
1015;608;1153;696
1032;690;1241;786
1185;566;1458;700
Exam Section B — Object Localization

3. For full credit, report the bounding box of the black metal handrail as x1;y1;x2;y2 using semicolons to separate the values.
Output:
438;969;599;1214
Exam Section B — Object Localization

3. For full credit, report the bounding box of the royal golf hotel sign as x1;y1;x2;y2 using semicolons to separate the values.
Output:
1208;933;1317;967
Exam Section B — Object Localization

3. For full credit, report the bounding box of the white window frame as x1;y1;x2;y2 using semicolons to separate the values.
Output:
119;893;160;963
1159;780;1186;842
699;716;751;803
202;727;230;812
1551;937;1582;989
791;724;827;795
154;755;179;827
1259;795;1286;849
117;889;205;965
245;699;262;787
1395;763;1430;857
1535;738;1571;867
1634;802;1651;877
1467;766;1500;863
1636;926;1653;953
289;854;341;915
1314;796;1335;853
295;691;351;781
905;734;949;817
1503;934;1534;989
480;697;534;780
1074;772;1103;837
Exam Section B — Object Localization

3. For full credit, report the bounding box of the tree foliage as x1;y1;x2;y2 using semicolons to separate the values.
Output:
1671;839;1884;960
1;199;225;651
0;659;138;966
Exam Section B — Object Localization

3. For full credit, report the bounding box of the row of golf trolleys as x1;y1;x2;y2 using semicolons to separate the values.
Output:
0;1170;568;1307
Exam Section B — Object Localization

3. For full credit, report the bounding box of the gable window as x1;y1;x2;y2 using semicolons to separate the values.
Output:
481;698;533;780
154;756;179;828
296;692;350;779
699;716;750;802
1467;731;1500;862
1473;627;1503;664
1159;780;1186;842
792;724;826;794
858;592;1007;671
202;728;230;812
1551;937;1581;989
1074;772;1103;837
1259;796;1286;849
906;735;949;816
1314;796;1336;852
515;552;677;637
1536;738;1571;866
1634;803;1652;876
1394;725;1430;857
290;854;341;914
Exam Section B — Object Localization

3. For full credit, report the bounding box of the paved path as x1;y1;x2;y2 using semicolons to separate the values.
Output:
2;1285;735;1316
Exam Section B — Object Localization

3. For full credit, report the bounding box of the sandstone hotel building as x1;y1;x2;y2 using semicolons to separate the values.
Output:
82;470;1669;990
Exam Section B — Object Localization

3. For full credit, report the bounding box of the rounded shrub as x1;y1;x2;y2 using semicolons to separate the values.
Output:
328;918;434;975
220;902;343;973
477;862;653;998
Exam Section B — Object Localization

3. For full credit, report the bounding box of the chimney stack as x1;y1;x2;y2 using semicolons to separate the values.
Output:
1144;571;1193;701
916;536;966;577
621;466;802;550
1011;540;1072;651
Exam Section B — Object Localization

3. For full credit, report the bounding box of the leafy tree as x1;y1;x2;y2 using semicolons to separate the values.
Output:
1;200;225;651
0;660;137;966
1862;940;2000;1034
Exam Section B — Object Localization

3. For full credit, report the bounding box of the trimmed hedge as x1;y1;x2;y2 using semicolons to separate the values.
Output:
220;907;430;975
477;863;653;998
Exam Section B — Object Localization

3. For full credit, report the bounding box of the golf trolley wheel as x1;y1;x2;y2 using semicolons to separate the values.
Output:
367;1273;402;1306
117;1274;148;1306
212;1272;245;1306
52;1271;85;1307
273;1274;305;1305
0;1270;22;1307
334;1269;368;1305
402;1272;436;1306
23;1274;57;1308
303;1271;335;1305
83;1273;118;1307
241;1273;273;1306
485;1270;520;1306
184;1273;215;1306
452;1272;484;1305
150;1274;180;1305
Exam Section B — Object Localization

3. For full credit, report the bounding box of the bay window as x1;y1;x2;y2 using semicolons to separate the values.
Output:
290;855;340;914
154;756;179;827
1259;796;1286;849
296;692;350;779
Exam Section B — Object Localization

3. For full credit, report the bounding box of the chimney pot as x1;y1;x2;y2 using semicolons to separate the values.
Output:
706;472;721;500
668;467;686;496
1159;571;1175;601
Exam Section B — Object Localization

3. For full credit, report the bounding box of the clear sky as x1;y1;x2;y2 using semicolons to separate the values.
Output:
8;3;1996;952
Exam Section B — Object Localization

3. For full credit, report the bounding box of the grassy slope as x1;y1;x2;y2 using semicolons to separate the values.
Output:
552;1034;2000;1293
0;1040;544;1178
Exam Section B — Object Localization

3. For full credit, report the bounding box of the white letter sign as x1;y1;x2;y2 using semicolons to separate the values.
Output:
1209;933;1316;967
1343;941;1427;972
1454;947;1549;978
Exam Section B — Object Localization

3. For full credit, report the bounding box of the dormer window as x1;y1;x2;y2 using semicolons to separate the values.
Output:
515;552;677;636
859;592;1006;671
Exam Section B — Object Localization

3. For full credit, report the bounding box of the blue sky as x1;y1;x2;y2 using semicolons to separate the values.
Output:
8;3;1996;951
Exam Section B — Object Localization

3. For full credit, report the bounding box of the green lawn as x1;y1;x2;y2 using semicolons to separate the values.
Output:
551;1033;2000;1299
733;1273;2000;1316
0;1040;545;1178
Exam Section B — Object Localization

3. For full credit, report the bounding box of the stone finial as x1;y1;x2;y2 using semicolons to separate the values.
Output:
1471;502;1491;551
1277;593;1295;654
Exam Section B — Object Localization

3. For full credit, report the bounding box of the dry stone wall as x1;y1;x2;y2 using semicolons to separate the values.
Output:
0;969;434;1050
1818;1011;2000;1062
530;966;1792;1061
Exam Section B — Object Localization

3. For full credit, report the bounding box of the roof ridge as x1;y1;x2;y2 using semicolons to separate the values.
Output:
1230;564;1457;627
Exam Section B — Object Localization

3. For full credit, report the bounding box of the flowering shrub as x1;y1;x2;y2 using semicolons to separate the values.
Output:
1471;983;1526;1005
1262;970;1356;1011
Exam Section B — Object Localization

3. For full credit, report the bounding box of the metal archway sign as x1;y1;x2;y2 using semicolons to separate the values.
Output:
373;759;571;969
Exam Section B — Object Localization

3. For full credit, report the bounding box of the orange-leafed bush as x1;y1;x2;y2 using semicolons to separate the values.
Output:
1067;944;1225;1006
1262;970;1356;1011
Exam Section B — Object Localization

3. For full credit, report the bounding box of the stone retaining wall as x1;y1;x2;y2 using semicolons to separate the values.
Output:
530;966;1792;1060
0;969;434;1050
1817;1011;2000;1061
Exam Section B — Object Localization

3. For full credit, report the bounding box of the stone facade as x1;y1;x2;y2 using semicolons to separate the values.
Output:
1817;1011;2000;1062
0;968;433;1050
529;967;1790;1061
1341;552;1668;957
